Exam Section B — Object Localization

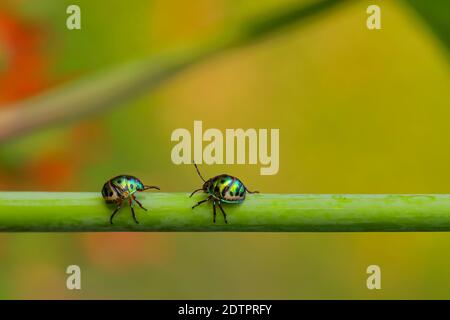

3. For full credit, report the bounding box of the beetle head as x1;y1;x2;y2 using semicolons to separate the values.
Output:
202;179;213;192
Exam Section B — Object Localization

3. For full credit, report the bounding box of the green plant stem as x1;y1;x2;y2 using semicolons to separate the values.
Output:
1;192;450;232
0;0;349;143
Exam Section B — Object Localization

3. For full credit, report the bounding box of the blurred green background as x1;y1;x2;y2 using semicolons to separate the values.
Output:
0;0;450;299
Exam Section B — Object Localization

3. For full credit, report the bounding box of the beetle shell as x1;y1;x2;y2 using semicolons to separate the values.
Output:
206;174;246;203
101;175;145;202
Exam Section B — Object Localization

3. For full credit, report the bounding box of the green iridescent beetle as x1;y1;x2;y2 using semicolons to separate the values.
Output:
190;163;259;223
102;175;160;224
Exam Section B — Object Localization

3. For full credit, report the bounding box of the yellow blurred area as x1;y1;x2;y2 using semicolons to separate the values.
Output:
0;0;450;299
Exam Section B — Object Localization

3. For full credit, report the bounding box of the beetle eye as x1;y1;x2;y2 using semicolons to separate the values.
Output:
130;184;134;189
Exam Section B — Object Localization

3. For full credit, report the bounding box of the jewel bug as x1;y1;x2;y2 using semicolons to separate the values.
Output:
190;163;259;223
101;175;159;224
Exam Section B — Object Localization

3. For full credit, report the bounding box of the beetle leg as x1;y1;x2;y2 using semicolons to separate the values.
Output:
189;188;203;198
212;200;217;223
245;187;259;194
129;198;139;224
217;202;228;224
132;194;147;211
144;185;160;191
110;200;122;225
192;196;211;209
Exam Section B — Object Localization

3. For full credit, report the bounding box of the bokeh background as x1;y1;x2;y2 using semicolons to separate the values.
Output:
0;0;450;299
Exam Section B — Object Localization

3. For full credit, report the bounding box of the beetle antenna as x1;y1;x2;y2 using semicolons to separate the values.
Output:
144;185;160;191
193;162;206;182
189;188;203;198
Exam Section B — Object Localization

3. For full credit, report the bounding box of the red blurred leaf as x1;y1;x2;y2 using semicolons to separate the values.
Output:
79;233;172;273
0;10;48;104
